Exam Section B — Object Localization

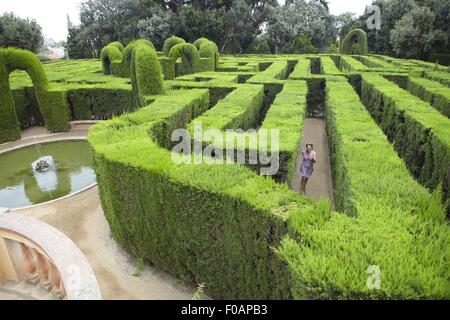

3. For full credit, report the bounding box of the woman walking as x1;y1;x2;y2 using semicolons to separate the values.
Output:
300;143;317;194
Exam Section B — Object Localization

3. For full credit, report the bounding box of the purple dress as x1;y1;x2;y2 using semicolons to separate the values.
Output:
301;151;316;178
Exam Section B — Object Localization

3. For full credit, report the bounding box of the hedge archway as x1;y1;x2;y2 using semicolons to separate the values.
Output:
168;43;201;75
101;42;124;75
0;48;69;143
130;45;165;106
163;36;186;57
195;38;220;71
341;29;368;55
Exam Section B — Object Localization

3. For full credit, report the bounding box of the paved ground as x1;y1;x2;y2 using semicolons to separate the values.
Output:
1;125;199;300
291;118;335;208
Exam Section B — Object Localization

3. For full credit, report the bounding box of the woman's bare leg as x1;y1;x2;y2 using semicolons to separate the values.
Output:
302;177;309;193
300;177;307;194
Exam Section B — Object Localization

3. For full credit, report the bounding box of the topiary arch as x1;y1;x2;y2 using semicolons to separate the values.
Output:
0;48;69;143
163;36;186;57
130;45;165;106
341;28;368;55
195;38;220;71
101;42;124;75
168;43;202;75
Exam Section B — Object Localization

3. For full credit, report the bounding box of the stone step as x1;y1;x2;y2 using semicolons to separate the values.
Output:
0;281;60;300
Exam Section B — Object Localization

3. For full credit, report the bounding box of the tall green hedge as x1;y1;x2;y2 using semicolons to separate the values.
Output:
130;45;164;106
195;38;220;71
168;43;202;75
278;77;449;299
361;74;450;213
406;76;450;118
341;29;368;55
0;48;69;143
163;36;186;57
101;42;124;75
88;89;305;299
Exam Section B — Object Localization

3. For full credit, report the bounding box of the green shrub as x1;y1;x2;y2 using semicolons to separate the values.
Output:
196;38;220;71
0;48;69;142
122;39;156;77
361;74;450;213
341;29;368;55
101;42;124;75
130;45;164;106
163;36;186;57
288;59;311;79
320;57;342;75
168;43;202;75
340;56;369;71
406;76;450;117
424;70;450;87
88;88;306;299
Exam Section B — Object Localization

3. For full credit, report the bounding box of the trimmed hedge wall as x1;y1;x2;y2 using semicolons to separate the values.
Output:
0;48;69;143
406;76;450;118
320;56;342;75
100;42;124;75
361;74;450;213
340;56;370;72
88;88;311;299
169;43;202;75
163;36;186;57
130;44;164;106
424;70;450;87
341;29;368;55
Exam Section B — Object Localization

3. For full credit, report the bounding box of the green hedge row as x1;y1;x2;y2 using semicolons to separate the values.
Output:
88;88;313;299
130;44;164;106
288;59;311;79
0;48;69;143
340;56;370;72
406;76;450;117
249;60;289;82
320;56;342;75
354;55;399;69
361;74;450;213
187;84;264;133
163;36;186;57
186;81;307;183
424;70;450;87
278;77;449;299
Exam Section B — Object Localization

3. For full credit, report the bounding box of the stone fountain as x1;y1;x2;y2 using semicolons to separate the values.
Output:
31;156;58;193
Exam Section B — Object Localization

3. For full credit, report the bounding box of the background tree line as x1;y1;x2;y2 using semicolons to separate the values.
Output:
1;0;449;64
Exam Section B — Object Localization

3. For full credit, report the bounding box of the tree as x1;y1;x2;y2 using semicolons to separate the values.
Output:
267;0;335;53
0;13;43;53
390;6;448;59
138;9;176;49
222;0;258;53
177;5;226;46
283;36;319;54
335;12;360;40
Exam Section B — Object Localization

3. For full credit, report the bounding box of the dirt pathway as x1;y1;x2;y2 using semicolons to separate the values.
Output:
291;118;335;207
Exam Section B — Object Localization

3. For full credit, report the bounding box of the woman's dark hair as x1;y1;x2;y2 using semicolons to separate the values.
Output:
306;144;314;148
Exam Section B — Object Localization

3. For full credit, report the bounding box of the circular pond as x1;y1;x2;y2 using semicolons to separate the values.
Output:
0;140;96;209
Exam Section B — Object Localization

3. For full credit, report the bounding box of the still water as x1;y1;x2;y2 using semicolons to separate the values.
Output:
0;140;96;208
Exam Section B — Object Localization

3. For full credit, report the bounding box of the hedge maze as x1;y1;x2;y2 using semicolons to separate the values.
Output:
3;36;450;299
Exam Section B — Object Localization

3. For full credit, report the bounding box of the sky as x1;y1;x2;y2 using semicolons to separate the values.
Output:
0;0;374;42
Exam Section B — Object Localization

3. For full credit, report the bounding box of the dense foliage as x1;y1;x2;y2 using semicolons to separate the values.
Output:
0;13;44;53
